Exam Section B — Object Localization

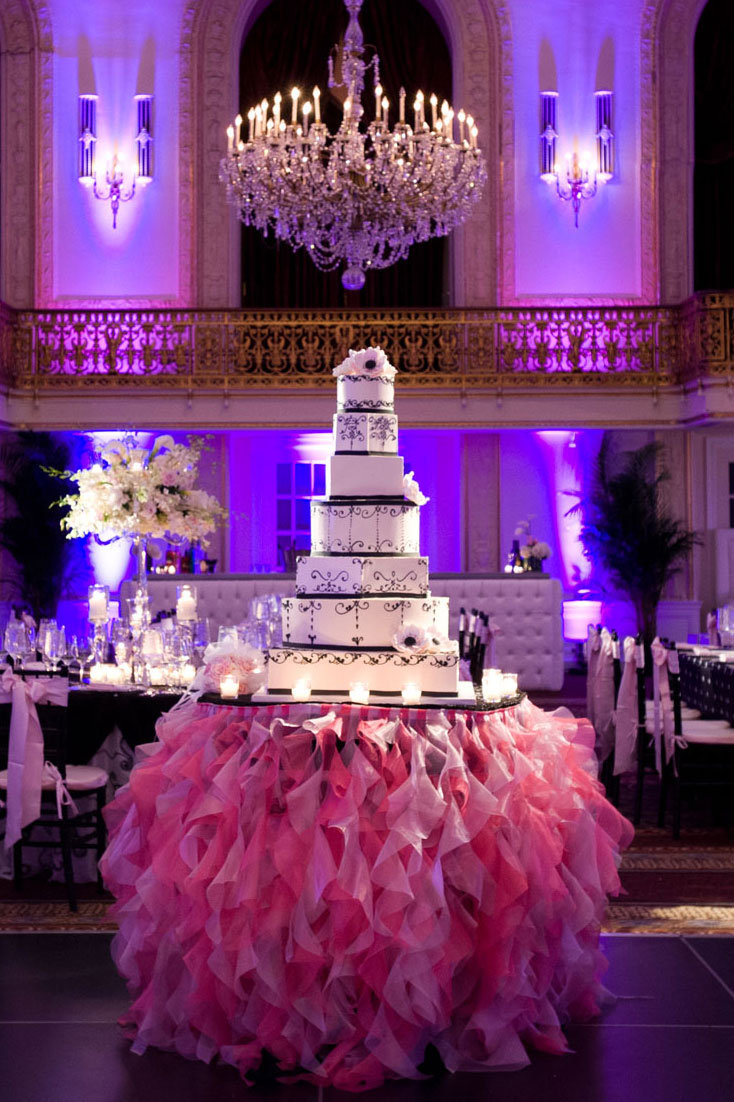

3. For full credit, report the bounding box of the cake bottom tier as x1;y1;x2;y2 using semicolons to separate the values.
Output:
266;645;459;696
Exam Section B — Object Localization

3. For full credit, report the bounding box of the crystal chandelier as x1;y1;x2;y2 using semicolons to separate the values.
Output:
219;0;487;291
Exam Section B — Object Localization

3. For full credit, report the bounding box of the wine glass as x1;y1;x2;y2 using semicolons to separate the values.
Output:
38;619;57;668
4;620;29;670
44;625;66;672
69;632;94;682
192;618;211;661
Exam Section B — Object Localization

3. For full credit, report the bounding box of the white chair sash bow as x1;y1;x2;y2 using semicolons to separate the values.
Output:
650;639;674;771
0;670;69;849
613;636;638;775
588;628;616;764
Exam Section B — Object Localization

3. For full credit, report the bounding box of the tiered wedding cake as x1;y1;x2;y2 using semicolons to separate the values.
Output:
266;348;460;698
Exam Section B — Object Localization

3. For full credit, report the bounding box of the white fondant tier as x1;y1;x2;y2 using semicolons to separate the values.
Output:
295;555;429;595
326;454;405;497
281;595;449;648
337;375;394;412
311;500;420;555
333;412;398;454
266;645;459;696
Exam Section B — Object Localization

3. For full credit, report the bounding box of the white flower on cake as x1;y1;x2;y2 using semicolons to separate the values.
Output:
426;630;451;653
393;624;429;653
403;472;429;505
333;346;397;379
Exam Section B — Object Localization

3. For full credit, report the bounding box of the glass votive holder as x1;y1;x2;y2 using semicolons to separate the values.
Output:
149;666;166;686
220;673;239;699
502;672;519;699
180;663;197;686
176;583;198;623
401;682;421;706
218;625;238;644
349;681;370;705
292;677;312;702
89;663;106;684
88;585;109;624
482;668;503;703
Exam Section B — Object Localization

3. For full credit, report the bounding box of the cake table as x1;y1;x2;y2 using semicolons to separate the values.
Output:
101;694;632;1092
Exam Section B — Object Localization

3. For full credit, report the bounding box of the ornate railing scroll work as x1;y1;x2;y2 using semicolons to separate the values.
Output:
0;294;732;395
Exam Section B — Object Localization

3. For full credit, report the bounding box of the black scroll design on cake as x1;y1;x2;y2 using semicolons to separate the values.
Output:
308;569;350;592
297;600;322;645
282;597;293;642
335;600;370;645
341;398;392;411
372;569;420;592
338;415;367;449
370;415;397;445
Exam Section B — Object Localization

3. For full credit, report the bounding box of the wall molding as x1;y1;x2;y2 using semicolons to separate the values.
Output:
180;0;506;309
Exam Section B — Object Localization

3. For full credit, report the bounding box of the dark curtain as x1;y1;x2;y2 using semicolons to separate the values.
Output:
239;0;452;308
694;0;734;292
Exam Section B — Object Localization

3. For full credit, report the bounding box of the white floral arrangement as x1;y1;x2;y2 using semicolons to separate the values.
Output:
515;519;551;561
332;346;397;379
393;623;451;655
55;435;225;544
403;472;429;506
190;638;265;695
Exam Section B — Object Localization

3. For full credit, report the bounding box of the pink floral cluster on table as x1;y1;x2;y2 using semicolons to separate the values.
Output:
191;638;265;695
392;623;452;655
332;346;397;379
515;518;551;563
55;435;225;544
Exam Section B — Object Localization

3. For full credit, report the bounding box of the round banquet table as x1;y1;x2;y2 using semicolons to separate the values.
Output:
101;695;633;1092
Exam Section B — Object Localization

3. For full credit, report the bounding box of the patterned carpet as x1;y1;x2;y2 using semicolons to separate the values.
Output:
2;846;734;934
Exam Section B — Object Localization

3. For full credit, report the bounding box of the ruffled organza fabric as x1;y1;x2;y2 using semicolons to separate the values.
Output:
101;698;632;1092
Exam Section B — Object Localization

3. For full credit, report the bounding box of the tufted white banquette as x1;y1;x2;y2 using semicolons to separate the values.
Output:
136;573;564;691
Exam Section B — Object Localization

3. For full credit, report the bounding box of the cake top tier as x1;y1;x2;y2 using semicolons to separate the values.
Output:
333;346;397;380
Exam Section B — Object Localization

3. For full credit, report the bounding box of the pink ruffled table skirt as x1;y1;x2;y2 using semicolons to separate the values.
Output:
100;697;633;1092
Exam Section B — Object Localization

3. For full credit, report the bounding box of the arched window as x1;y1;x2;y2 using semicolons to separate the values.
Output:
694;0;734;292
238;0;452;308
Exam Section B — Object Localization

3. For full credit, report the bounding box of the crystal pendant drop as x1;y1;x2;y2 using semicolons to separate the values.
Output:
341;265;366;291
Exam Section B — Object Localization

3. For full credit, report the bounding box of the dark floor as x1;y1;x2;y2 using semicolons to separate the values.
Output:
0;934;732;1102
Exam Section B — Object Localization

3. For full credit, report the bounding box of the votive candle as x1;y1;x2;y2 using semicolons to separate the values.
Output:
502;672;518;699
482;668;503;703
349;681;369;705
220;674;239;699
401;682;421;706
292;678;312;702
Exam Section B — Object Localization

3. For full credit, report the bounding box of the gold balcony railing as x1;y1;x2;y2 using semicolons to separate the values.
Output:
0;293;732;393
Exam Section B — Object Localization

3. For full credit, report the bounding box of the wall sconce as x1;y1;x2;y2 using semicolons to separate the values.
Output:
78;93;153;228
539;91;558;181
78;95;98;183
540;91;614;228
595;91;614;181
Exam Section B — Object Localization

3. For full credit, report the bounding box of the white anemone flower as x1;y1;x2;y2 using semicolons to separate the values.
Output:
392;624;429;653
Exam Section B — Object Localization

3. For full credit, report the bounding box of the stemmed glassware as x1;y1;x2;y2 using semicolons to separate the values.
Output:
42;624;66;672
3;620;30;670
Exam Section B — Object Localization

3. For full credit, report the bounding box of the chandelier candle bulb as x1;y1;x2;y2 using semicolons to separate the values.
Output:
302;102;311;134
458;109;465;142
291;678;312;702
349;681;370;705
381;97;389;126
375;83;382;121
401;683;421;707
430;93;437;128
399;87;405;123
261;99;268;128
235;114;242;144
220;674;240;700
273;92;281;127
291;87;300;124
313;86;320;122
226;125;234;152
247;108;255;142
